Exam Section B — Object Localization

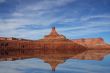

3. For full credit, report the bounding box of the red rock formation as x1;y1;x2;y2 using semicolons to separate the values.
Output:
0;27;86;71
42;27;66;40
72;38;110;49
0;27;110;71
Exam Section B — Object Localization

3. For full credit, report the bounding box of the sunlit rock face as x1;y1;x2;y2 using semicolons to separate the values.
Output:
72;38;110;49
40;27;68;41
72;38;104;45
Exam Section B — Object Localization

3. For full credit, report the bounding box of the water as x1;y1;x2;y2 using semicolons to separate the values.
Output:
0;55;110;73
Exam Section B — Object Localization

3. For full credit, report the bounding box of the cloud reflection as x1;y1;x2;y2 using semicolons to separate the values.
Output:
0;55;110;73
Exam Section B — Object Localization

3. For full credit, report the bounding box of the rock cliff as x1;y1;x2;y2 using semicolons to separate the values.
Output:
72;38;110;49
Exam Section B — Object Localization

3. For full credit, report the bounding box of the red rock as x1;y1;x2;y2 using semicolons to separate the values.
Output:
72;38;110;49
0;27;110;71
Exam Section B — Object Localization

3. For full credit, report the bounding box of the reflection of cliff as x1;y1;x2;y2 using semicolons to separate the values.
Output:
0;27;110;71
72;50;110;60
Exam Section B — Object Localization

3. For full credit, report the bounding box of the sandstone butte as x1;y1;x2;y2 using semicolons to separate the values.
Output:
72;38;110;49
0;27;110;71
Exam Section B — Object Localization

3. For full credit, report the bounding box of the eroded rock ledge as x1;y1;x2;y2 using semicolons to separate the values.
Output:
72;38;110;49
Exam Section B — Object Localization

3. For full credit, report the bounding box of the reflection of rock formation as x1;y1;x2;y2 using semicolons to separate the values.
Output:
72;50;110;60
0;48;110;71
0;27;110;71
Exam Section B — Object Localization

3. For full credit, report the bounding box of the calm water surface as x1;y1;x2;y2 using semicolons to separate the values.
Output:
0;55;110;73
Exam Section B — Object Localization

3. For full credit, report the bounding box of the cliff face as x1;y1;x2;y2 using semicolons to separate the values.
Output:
72;38;110;49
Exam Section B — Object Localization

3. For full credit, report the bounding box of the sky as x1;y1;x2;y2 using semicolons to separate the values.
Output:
0;0;110;43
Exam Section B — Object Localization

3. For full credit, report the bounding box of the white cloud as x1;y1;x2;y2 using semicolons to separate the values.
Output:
0;0;75;38
80;15;110;22
0;0;6;3
21;0;75;11
0;18;110;40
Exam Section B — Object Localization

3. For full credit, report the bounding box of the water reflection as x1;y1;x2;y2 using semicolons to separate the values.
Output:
0;55;110;73
0;47;110;71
